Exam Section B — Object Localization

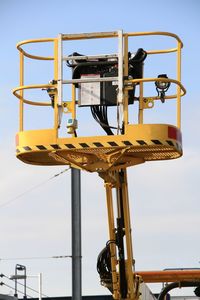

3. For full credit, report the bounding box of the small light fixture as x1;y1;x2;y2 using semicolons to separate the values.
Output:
155;74;171;103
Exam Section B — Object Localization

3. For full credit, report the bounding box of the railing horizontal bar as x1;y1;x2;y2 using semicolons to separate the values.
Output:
147;47;178;55
62;77;118;84
62;31;118;40
125;77;186;95
63;53;118;61
127;31;183;46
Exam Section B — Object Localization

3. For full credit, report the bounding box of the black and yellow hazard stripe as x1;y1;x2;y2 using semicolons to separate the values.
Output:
16;138;182;154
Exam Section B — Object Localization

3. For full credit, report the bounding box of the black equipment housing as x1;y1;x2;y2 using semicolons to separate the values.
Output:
67;48;147;107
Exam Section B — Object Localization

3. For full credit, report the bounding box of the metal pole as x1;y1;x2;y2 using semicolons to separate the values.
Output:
24;267;26;299
38;273;42;300
71;167;82;300
14;266;17;298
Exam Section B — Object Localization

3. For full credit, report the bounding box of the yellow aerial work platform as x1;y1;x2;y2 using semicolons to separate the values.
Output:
13;31;192;300
16;123;182;171
13;30;186;172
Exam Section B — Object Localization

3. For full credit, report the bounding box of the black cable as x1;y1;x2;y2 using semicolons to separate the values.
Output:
0;255;72;261
97;245;111;281
97;240;117;291
2;274;49;298
0;282;32;298
158;281;200;300
13;279;49;298
91;106;115;135
17;281;48;298
103;106;109;132
0;167;70;209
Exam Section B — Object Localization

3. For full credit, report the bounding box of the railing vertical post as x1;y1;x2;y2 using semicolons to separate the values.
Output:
58;33;63;106
138;82;144;124
177;40;182;129
118;29;123;105
124;34;129;131
117;30;124;133
53;38;59;133
19;52;24;131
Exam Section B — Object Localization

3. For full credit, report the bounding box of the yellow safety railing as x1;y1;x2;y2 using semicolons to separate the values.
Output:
13;31;186;134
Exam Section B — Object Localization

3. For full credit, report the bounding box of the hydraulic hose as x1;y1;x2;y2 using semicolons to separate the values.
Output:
158;281;200;300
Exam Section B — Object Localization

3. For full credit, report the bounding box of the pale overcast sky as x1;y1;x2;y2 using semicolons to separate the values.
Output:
0;0;200;298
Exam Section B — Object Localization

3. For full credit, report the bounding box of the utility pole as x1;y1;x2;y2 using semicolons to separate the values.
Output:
71;168;82;300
